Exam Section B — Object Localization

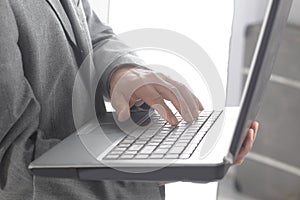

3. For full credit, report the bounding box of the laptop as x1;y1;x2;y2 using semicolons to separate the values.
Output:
29;0;293;182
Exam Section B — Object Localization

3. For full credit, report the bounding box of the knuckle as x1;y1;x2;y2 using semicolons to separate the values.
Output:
145;71;159;79
150;95;164;105
173;81;186;89
168;85;180;95
169;85;177;91
157;72;168;79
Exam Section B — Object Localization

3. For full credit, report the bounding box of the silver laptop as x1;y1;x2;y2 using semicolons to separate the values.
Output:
29;0;293;182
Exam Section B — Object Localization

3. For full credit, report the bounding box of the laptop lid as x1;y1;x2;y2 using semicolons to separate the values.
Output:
229;0;293;159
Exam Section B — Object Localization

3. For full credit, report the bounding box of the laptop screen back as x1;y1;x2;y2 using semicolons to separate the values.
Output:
229;0;293;159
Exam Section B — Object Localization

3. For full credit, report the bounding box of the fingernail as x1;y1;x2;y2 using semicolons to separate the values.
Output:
186;114;194;123
192;110;199;119
118;109;129;121
171;116;179;125
249;129;254;140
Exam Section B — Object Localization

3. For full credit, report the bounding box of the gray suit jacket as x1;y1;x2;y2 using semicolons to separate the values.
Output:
0;0;163;199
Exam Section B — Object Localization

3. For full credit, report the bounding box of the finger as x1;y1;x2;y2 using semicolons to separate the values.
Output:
150;73;193;122
154;84;193;122
111;92;131;122
240;129;254;156
162;75;203;117
234;145;248;165
160;73;202;110
135;85;179;125
194;95;204;111
245;129;254;150
233;158;244;166
252;121;259;140
129;95;138;108
166;80;199;118
153;75;195;121
233;129;254;165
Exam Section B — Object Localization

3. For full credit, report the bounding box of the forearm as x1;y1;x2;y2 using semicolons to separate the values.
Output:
81;0;145;99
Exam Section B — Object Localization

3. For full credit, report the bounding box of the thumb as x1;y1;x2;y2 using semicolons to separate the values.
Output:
111;94;130;122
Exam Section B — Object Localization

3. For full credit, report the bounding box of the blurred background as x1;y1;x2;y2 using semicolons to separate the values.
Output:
219;1;300;200
89;0;300;199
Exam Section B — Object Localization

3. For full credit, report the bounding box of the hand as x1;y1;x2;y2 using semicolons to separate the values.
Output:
233;121;259;165
110;65;203;125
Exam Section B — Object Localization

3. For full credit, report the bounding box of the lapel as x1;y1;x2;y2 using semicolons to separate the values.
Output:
44;0;78;47
60;0;93;60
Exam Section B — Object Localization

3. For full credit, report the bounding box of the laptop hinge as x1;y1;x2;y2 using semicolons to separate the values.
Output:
224;152;234;165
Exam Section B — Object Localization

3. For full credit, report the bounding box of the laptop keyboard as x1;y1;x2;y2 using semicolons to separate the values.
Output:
103;111;222;160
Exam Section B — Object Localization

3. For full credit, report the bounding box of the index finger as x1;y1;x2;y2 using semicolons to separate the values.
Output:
135;85;179;126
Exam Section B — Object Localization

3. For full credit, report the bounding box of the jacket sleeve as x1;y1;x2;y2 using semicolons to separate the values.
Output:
0;0;41;166
81;0;145;99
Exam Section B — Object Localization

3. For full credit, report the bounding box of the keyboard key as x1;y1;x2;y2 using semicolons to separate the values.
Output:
204;121;213;126
153;135;166;139
190;137;203;144
148;142;160;146
186;127;199;131
169;132;181;136
165;154;179;159
148;127;162;133
197;117;207;120
113;147;127;152
162;141;175;145
142;131;156;138
187;129;199;133
120;154;135;159
128;144;144;151
137;137;150;141
165;138;177;142
175;127;186;131
124;150;138;155
200;111;212;116
140;146;157;154
158;144;172;149
183;144;198;154
118;144;131;148
105;155;119;159
135;154;149;159
193;121;204;126
121;139;135;144
168;135;180;139
151;138;164;143
157;132;169;136
190;132;206;144
179;135;194;140
154;148;169;154
134;140;148;145
176;139;191;143
174;142;188;147
180;154;191;159
159;130;171;134
168;146;185;154
200;125;211;132
109;150;124;155
178;123;189;127
150;154;164;159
